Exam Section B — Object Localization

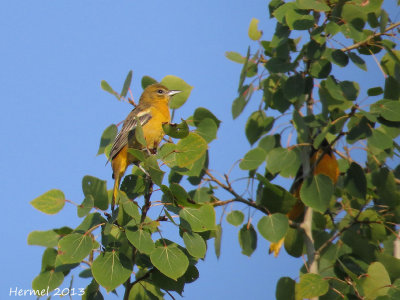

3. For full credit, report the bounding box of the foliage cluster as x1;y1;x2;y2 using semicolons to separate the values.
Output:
29;1;400;299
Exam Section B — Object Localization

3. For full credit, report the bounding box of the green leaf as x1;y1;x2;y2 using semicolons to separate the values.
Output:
284;227;304;257
377;253;400;283
82;279;104;300
239;147;267;170
97;124;117;156
193;107;221;128
361;262;391;300
265;57;294;73
232;95;247;119
58;233;93;264
120;168;146;201
150;244;189;280
32;270;64;292
256;175;297;214
141;75;158;89
77;195;94;218
92;251;132;292
30;189;65;215
239;224;257;257
225;51;246;64
340;81;359;101
346;116;373;144
384;76;400;100
183;232;206;258
157;143;176;168
120;70;133;98
41;248;58;273
283;74;305;100
127;148;146;162
226;210;245;226
214;224;222;259
297;273;329;298
100;80;119;99
128;280;164;299
325;22;340;36
74;213;106;234
341;3;367;41
246;111;274;145
134;118;146;146
369;128;393;150
296;0;329;11
195;118;218;143
368;87;384;96
150;269;185;294
163;120;189;139
273;2;295;23
300;174;333;213
143;155;165;186
286;9;314;30
380;49;400;79
179;204;216;232
266;147;300;177
310;59;332;78
186;151;208;180
349;52;367;71
257;213;289;243
248;18;262;40
239;47;250;91
258;134;280;152
170;183;198;207
28;229;66;247
79;269;93;279
175;133;208;168
371;99;400;121
387;278;400;299
82;176;108;210
344;162;367;200
125;221;155;255
276;277;296;300
160;75;193;109
329;49;349;67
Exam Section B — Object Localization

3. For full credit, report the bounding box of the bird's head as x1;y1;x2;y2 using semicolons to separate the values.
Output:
140;83;181;104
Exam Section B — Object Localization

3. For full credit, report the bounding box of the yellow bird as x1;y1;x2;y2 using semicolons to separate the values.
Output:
109;83;181;209
269;145;340;257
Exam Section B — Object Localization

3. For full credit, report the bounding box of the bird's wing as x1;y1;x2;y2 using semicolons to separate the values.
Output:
109;107;152;161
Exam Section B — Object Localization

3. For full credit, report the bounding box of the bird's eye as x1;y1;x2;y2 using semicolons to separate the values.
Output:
157;89;164;94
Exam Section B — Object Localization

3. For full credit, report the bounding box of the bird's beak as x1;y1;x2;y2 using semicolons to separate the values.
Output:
168;90;181;96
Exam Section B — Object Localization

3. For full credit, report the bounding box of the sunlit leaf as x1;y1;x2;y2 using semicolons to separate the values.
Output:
300;174;333;213
160;75;193;109
257;214;289;243
150;244;189;280
30;189;65;215
248;18;262;40
92;251;132;292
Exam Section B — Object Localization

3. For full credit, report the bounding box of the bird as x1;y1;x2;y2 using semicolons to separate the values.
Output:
269;142;340;257
109;83;181;209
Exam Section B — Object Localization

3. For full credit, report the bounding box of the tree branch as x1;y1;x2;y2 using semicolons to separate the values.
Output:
394;230;400;259
341;21;400;52
141;176;154;223
301;207;318;272
205;170;270;215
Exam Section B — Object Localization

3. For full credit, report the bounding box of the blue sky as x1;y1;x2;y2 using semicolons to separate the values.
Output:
1;1;399;299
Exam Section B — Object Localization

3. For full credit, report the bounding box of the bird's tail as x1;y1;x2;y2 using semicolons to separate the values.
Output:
112;174;121;211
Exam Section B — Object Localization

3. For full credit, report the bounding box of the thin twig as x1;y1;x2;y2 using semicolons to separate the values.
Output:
341;21;400;52
205;170;270;215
